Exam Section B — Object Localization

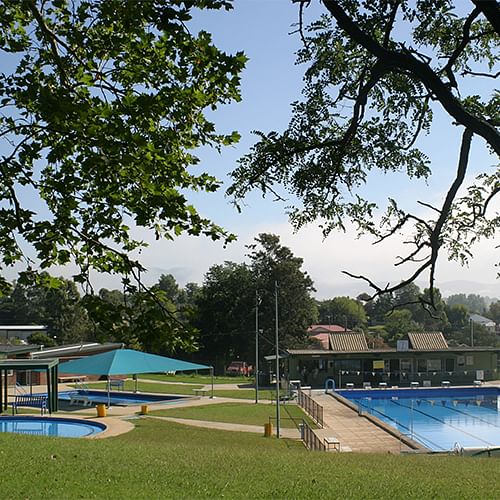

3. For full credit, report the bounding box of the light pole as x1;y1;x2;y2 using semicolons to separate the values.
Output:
255;290;261;404
275;280;280;439
470;318;474;347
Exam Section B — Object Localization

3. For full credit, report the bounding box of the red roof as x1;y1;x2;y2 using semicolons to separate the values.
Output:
308;324;352;334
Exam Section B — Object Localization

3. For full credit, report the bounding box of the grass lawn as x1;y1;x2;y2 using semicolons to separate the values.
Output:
142;373;251;385
0;418;497;499
149;402;316;429
84;381;280;400
86;380;203;395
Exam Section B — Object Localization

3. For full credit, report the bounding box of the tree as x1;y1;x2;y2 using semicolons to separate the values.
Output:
247;234;318;349
447;293;488;313
488;300;500;324
27;332;56;347
317;296;367;329
3;274;92;343
0;1;245;292
229;0;499;306
194;262;254;371
383;309;419;346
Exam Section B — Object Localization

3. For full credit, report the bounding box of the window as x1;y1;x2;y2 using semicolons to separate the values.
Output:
427;359;441;371
466;355;474;366
417;359;427;372
457;356;465;367
400;359;412;372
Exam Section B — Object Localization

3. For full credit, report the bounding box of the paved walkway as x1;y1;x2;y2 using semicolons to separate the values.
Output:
149;415;300;439
310;393;414;453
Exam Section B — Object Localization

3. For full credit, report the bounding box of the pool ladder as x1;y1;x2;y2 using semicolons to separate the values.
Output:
453;442;464;455
74;379;89;393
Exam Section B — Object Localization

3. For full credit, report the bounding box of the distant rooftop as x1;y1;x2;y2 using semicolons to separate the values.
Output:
308;324;353;334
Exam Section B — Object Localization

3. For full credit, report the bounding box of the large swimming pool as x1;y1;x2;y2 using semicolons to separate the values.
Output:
337;387;500;451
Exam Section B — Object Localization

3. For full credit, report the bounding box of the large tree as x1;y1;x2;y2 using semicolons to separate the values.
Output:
229;0;499;307
317;296;367;330
0;0;245;293
247;233;318;350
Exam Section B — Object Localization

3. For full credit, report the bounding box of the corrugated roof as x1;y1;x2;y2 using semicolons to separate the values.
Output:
329;332;368;351
408;332;448;350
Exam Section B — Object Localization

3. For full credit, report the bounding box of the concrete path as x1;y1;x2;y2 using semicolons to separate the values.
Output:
310;393;413;453
148;415;300;439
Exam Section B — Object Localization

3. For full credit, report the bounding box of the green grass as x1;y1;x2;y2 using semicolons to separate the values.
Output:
0;418;497;499
150;402;315;428
84;381;279;400
141;373;251;385
87;380;203;395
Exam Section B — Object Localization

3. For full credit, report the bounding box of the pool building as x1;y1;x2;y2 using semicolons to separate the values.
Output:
282;330;500;388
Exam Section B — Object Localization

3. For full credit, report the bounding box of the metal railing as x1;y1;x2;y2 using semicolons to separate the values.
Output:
297;388;324;428
301;419;325;451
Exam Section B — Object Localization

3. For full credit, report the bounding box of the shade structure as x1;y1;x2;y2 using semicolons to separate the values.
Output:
59;348;209;376
59;349;212;406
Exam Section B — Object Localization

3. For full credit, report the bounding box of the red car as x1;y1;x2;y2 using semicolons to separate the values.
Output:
226;361;252;376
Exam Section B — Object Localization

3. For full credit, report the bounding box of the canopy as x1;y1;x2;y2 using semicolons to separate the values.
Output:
59;348;210;376
59;349;212;406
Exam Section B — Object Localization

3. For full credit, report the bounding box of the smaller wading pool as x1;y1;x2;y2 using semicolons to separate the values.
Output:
0;416;106;438
58;390;189;406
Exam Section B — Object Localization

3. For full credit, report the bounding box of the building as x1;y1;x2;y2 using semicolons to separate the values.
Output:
470;313;496;332
283;331;499;387
0;325;47;343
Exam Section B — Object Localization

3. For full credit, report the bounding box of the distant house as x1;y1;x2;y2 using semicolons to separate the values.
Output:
469;313;496;331
307;324;354;350
0;325;47;343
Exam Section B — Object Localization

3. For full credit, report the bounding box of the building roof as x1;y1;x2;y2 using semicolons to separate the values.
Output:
407;332;448;350
28;342;124;359
470;313;495;325
308;324;353;334
328;332;368;352
0;344;41;355
0;325;46;331
309;333;330;349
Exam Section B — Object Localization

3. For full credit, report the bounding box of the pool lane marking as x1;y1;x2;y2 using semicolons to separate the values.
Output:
426;399;500;429
356;399;442;450
393;400;496;448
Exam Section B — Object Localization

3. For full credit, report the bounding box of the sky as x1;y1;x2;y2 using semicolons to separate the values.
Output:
3;0;500;300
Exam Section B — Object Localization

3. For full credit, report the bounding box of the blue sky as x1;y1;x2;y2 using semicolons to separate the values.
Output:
3;0;499;299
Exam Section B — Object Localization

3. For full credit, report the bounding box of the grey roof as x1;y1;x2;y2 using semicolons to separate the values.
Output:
29;342;124;359
470;313;495;325
0;325;46;331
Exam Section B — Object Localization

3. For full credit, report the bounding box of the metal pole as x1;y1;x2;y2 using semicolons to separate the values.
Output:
275;281;280;439
255;290;260;404
470;318;474;347
210;366;214;398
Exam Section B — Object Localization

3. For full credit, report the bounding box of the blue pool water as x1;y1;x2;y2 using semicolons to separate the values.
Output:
0;416;105;438
58;390;188;406
337;387;500;451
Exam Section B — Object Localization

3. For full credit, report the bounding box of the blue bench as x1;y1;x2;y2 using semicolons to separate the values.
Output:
12;394;49;415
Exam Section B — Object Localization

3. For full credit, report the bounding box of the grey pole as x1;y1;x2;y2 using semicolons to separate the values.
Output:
255;290;260;404
210;366;214;398
275;280;280;439
470;318;474;347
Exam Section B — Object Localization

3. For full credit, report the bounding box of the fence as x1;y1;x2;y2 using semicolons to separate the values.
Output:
297;388;323;428
301;419;325;451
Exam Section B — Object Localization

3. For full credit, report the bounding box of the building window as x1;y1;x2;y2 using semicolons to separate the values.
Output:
466;355;474;366
417;359;427;372
427;359;441;371
400;359;412;372
457;356;465;367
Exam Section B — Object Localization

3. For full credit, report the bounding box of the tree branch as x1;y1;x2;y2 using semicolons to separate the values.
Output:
322;0;500;155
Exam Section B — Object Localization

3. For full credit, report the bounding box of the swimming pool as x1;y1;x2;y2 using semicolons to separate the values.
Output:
0;416;105;438
337;387;500;451
58;390;189;406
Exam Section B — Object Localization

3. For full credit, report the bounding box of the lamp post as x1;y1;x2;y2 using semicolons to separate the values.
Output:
255;290;261;404
470;318;474;347
275;281;280;439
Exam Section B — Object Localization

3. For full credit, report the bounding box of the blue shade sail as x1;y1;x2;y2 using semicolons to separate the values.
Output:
59;348;210;376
